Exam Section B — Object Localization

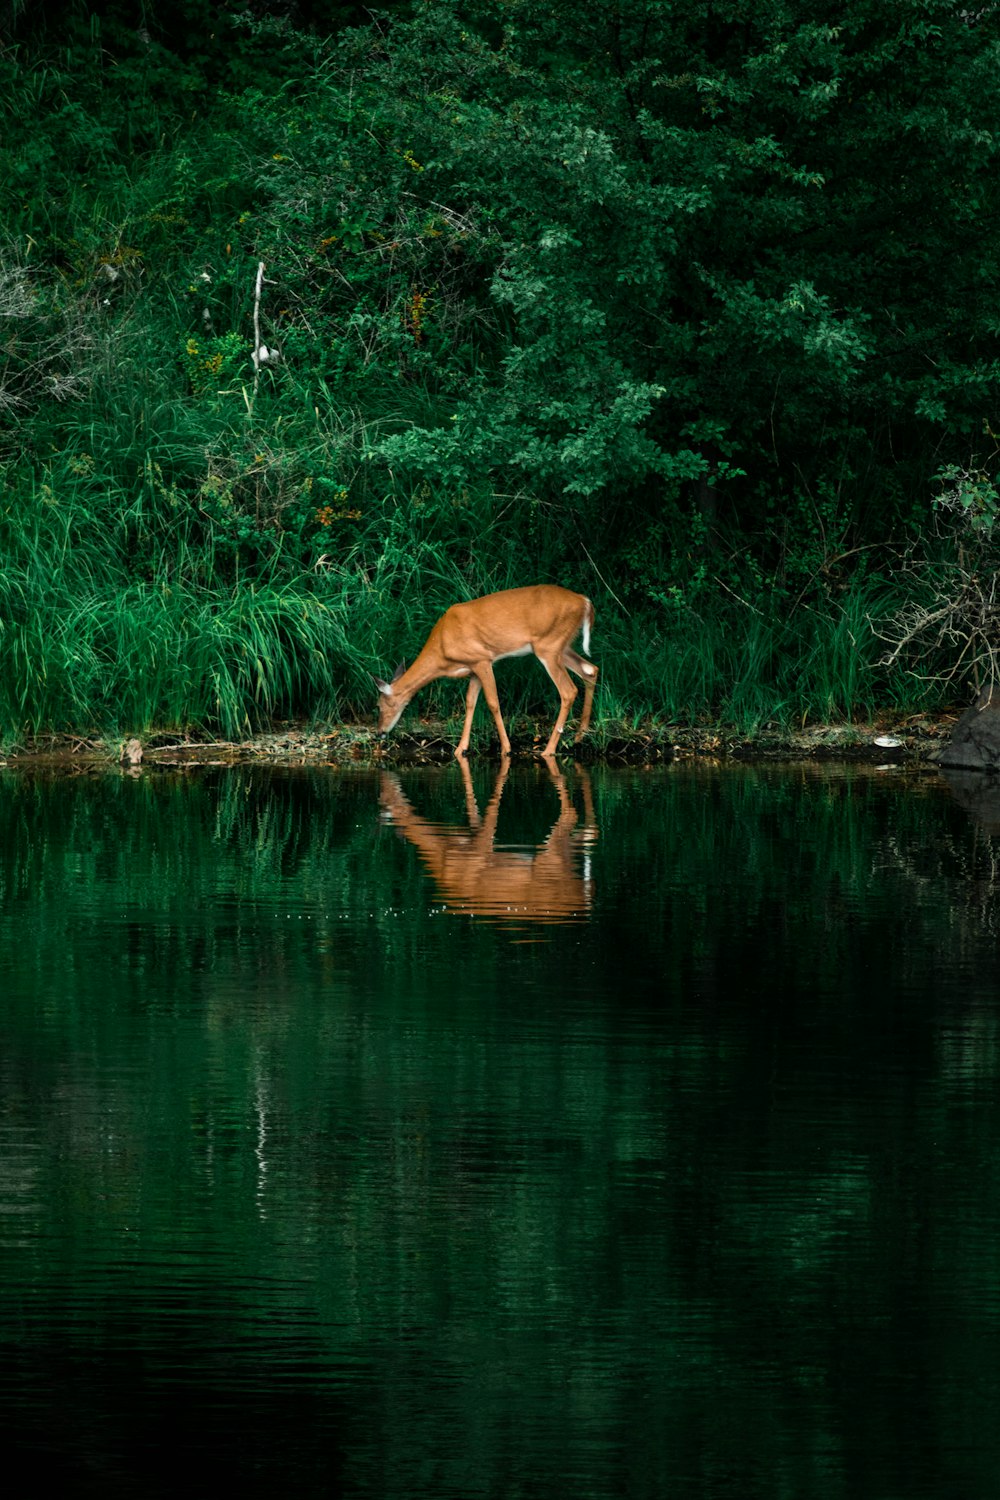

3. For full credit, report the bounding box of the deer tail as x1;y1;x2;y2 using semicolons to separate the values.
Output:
581;597;594;657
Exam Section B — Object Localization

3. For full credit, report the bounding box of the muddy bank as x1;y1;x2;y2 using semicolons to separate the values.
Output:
0;713;958;771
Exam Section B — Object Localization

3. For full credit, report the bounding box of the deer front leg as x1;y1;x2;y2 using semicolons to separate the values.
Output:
471;660;512;756
455;675;481;758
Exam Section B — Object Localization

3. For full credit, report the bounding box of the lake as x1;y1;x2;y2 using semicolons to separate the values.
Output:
2;758;1000;1498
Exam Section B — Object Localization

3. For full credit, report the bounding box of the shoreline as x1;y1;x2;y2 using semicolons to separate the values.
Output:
0;712;958;771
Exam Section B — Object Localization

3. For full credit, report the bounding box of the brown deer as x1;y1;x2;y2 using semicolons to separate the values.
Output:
374;584;598;758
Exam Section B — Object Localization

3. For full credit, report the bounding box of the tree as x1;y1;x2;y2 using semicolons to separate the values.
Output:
298;0;1000;592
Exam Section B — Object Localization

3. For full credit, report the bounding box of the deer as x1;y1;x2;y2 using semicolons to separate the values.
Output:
373;584;598;759
379;760;597;923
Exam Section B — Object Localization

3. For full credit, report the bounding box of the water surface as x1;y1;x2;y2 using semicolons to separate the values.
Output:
2;759;1000;1498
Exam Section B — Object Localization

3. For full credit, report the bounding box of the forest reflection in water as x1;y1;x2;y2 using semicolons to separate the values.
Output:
2;760;1000;1499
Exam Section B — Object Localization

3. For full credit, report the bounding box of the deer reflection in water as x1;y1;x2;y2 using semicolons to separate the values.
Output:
380;761;597;923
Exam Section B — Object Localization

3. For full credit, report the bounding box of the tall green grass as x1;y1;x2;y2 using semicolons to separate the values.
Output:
0;463;561;742
593;571;942;739
0;576;348;741
0;442;946;745
0;556;944;749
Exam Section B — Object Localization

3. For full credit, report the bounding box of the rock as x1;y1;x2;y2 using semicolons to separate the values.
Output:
933;702;1000;772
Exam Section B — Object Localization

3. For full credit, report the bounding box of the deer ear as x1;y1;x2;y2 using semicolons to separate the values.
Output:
391;660;407;683
372;674;393;697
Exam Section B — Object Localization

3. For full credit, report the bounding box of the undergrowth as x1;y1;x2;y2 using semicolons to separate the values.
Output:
0;474;941;743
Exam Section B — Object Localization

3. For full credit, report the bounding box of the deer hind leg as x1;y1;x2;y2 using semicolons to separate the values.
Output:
537;655;579;758
563;648;599;742
470;660;512;757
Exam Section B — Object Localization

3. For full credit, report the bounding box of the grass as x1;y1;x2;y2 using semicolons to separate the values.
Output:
0;445;946;747
0;543;942;748
0;574;346;740
591;571;941;740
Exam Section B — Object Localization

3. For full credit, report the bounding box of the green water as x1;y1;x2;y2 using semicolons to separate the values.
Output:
2;760;1000;1498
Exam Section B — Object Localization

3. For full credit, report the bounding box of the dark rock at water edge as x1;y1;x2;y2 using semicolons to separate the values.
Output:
934;702;1000;772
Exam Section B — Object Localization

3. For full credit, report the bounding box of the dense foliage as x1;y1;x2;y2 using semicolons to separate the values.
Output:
2;0;1000;737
